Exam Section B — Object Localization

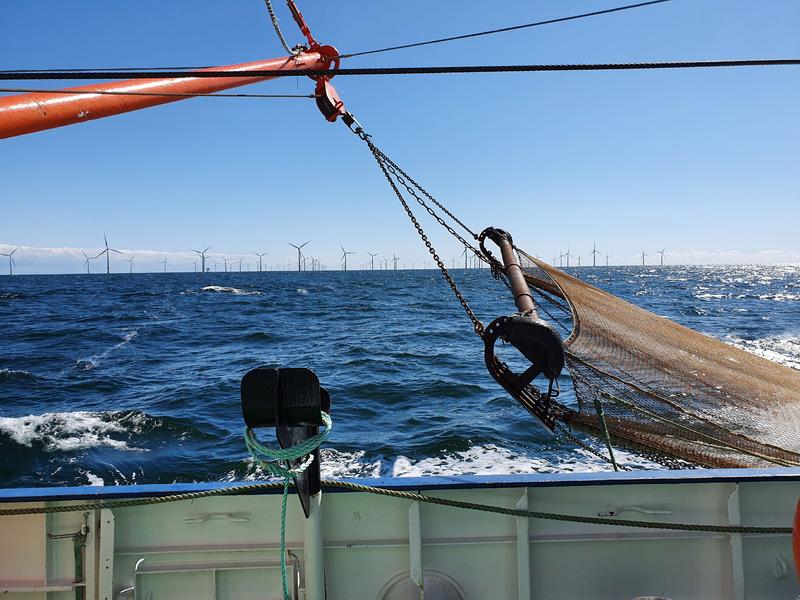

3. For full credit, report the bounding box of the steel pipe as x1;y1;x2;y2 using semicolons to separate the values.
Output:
487;229;536;314
0;51;334;139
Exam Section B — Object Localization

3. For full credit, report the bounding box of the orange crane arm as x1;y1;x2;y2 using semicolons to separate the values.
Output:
0;49;338;139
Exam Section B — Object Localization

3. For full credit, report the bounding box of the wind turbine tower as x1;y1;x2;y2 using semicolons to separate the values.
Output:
392;253;399;270
192;246;211;273
591;243;600;267
641;250;647;266
125;255;135;274
81;250;100;274
253;251;269;272
340;244;356;271
367;251;379;271
161;256;168;273
288;241;309;272
96;234;121;274
0;247;18;275
658;248;666;266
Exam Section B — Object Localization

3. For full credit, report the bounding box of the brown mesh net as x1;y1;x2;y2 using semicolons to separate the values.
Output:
516;252;800;468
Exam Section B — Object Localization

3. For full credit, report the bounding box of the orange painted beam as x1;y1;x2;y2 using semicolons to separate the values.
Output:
0;51;334;139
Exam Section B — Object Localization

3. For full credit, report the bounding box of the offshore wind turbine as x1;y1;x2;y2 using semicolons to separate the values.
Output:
222;257;231;273
161;256;168;273
591;243;600;267
606;253;610;266
125;255;135;274
81;250;98;274
564;249;571;268
367;251;379;271
288;241;309;272
0;247;18;275
96;234;121;274
253;251;269;272
641;250;647;266
392;253;399;270
657;247;666;266
193;259;198;273
340;244;355;271
192;246;211;273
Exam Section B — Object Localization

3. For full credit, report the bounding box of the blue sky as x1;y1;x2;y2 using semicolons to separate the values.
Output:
1;1;798;273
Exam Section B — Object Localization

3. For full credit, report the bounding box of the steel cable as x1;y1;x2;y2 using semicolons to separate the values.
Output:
2;59;797;80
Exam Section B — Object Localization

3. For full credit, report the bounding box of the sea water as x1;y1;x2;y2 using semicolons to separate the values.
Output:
1;266;799;487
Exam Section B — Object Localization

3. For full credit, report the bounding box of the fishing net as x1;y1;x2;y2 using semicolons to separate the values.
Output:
357;133;800;469
515;252;800;468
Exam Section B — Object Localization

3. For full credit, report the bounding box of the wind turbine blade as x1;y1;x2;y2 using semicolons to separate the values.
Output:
204;246;211;253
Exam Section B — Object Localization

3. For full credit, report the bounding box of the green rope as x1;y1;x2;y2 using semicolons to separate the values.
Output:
243;412;332;600
592;396;620;471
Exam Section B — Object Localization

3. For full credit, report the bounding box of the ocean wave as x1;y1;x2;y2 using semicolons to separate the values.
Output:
0;368;35;382
296;288;308;295
201;285;260;296
757;293;800;302
228;444;660;482
235;331;276;343
0;411;143;452
74;329;138;371
726;335;800;370
0;292;26;300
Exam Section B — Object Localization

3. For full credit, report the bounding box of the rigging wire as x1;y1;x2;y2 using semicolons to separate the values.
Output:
0;87;314;99
263;0;297;55
2;59;796;80
340;0;672;59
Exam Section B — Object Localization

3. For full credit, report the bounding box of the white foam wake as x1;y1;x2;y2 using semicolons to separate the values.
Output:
726;335;800;370
201;286;260;296
229;444;660;481
0;411;141;452
75;329;138;371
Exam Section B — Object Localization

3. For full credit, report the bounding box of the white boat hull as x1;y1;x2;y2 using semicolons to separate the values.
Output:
2;468;799;599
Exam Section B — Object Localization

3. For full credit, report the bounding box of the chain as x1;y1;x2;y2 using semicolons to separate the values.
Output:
382;160;486;263
375;149;480;241
357;131;484;337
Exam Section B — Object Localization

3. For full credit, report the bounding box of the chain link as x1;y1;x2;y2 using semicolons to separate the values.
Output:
360;134;485;337
382;161;486;263
375;149;480;241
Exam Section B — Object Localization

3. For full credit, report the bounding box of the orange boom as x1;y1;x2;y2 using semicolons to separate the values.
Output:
0;50;338;139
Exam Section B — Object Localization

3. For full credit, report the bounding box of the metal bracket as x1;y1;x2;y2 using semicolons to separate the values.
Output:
241;367;331;518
